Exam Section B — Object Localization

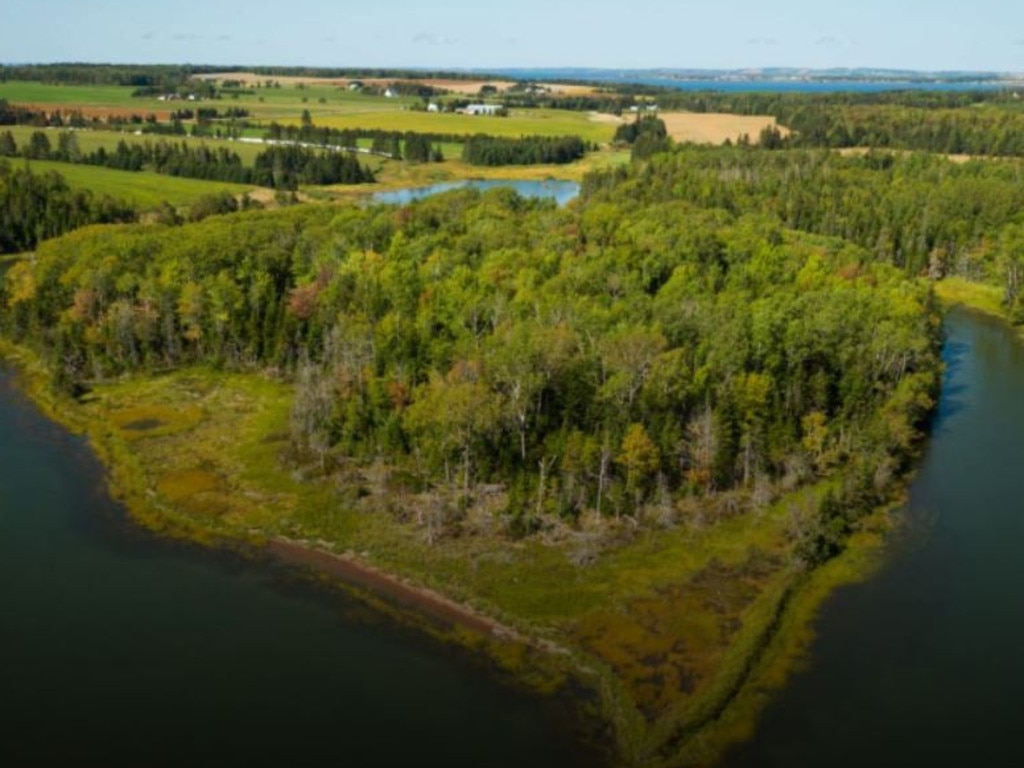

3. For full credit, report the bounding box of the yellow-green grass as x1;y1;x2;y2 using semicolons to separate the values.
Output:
0;81;146;107
933;276;1004;316
0;358;884;766
215;85;423;122
278;108;616;143
1;125;266;165
19;159;255;208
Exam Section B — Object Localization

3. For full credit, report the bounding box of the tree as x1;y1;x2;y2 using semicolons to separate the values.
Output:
618;423;660;509
0;131;16;156
404;362;503;493
25;130;51;159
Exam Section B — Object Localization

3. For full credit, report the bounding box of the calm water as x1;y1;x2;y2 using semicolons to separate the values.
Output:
5;307;1019;767
488;69;1013;93
372;179;580;206
722;308;1024;767
0;368;600;767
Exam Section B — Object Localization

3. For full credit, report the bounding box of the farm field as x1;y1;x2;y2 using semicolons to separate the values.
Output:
20;159;255;208
2;80;616;143
276;107;616;142
658;112;790;144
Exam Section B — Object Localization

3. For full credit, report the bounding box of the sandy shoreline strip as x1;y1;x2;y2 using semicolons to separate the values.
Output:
266;537;520;640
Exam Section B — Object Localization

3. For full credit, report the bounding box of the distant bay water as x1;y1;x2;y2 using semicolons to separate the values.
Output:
483;69;1016;93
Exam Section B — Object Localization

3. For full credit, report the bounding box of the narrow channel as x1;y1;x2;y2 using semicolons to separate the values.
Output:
722;307;1024;767
0;367;599;767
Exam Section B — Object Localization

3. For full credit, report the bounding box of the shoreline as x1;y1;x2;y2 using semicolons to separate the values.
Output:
265;536;523;641
0;337;913;767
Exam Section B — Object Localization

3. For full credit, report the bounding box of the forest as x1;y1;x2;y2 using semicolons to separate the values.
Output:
10;76;1024;763
1;148;948;558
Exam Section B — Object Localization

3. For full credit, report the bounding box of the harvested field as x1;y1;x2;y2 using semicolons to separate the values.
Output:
588;111;625;126
659;112;790;145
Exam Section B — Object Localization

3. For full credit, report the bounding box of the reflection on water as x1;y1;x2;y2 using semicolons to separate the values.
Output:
722;309;1024;768
372;179;580;206
0;366;600;768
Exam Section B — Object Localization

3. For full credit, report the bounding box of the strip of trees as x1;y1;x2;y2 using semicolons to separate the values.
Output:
0;131;375;188
0;161;136;253
460;134;587;165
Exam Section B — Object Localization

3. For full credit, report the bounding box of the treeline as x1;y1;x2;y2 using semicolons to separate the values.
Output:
1;98;158;131
1;97;248;140
1;182;940;548
252;145;375;187
585;146;1024;288
0;131;374;188
488;84;1015;116
0;63;513;86
0;64;202;88
632;88;1011;115
170;107;251;121
266;121;444;162
265;120;590;165
613;90;1024;157
0;161;136;253
776;105;1024;156
460;134;587;165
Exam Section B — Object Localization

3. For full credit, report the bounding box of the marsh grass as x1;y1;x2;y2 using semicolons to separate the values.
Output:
0;351;894;766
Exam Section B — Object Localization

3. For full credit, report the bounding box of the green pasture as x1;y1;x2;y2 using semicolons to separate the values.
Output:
20;159;254;208
283;107;615;142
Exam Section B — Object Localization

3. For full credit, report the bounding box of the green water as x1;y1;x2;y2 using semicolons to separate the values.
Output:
0;368;600;767
722;308;1024;766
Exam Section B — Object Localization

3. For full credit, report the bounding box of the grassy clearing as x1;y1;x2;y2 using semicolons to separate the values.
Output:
20;159;254;208
933;276;1004;316
0;358;885;767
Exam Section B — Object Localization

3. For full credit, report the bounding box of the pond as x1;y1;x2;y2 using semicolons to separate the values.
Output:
371;179;580;206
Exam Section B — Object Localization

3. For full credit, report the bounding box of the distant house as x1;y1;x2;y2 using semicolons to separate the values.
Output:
464;103;503;116
426;102;440;113
384;87;398;98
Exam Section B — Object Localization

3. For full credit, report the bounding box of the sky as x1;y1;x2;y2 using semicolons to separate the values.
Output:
5;0;1024;73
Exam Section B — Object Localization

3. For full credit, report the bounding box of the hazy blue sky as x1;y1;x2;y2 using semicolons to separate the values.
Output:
6;0;1024;72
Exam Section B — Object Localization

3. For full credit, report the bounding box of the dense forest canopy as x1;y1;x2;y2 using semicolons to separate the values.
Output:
584;147;1024;290
1;158;943;553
